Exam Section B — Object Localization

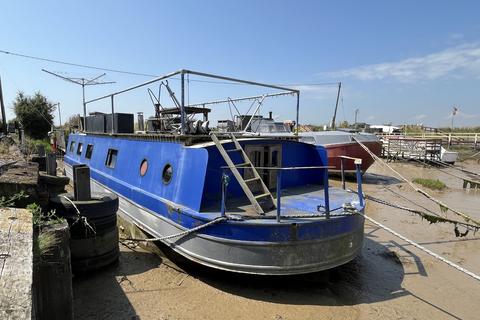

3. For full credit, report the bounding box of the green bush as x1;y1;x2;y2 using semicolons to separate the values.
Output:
412;178;446;190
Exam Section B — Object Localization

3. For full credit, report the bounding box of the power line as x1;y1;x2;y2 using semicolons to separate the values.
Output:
0;48;340;87
0;49;157;77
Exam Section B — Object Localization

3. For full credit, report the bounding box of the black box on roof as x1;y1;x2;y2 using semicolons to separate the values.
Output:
85;114;107;133
105;113;134;133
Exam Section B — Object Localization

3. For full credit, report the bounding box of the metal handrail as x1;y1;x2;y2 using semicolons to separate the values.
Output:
221;165;332;222
83;69;301;135
338;156;364;207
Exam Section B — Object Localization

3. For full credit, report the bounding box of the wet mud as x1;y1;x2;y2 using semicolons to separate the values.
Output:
73;160;480;320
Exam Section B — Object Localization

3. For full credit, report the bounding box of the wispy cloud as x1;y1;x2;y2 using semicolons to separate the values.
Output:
324;43;480;82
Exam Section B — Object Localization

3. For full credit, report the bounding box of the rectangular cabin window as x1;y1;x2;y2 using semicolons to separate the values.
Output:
105;149;118;168
85;144;94;159
69;141;76;153
77;143;83;155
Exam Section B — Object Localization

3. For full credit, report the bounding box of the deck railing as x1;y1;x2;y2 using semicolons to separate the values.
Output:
221;161;364;222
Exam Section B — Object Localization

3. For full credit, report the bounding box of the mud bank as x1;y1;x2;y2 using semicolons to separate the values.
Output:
73;161;480;320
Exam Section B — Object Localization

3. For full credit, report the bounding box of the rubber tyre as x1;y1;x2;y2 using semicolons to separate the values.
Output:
72;246;120;274
69;214;117;238
71;229;119;273
50;192;119;219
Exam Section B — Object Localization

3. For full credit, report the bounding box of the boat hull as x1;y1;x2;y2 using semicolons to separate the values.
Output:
325;141;382;174
66;164;364;275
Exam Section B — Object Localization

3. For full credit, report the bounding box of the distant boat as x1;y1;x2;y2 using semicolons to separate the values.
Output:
299;130;382;175
221;115;382;174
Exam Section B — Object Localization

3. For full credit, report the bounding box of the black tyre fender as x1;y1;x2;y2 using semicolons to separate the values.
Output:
69;214;117;239
50;192;119;218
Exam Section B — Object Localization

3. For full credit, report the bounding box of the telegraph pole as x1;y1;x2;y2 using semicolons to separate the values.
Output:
42;69;114;131
330;82;341;129
0;76;7;134
451;106;458;131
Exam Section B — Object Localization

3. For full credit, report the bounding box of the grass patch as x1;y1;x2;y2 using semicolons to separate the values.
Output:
412;178;446;190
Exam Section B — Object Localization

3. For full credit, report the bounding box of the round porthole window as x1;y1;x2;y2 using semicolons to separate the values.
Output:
162;164;173;184
140;159;148;176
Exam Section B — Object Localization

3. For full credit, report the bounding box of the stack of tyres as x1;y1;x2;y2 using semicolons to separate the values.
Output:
50;192;119;273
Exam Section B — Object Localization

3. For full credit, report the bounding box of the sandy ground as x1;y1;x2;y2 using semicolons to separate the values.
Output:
72;160;480;320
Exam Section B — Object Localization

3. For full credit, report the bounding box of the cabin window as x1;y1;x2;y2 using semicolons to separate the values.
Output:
139;159;148;176
77;143;83;155
85;144;94;159
69;141;75;153
162;164;173;184
105;149;118;168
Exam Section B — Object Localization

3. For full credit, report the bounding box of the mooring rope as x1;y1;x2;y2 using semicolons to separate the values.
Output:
350;209;480;282
61;195;96;235
119;216;227;242
353;137;480;226
359;191;479;233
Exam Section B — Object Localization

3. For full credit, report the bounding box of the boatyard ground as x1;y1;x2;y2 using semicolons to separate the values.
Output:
72;159;480;320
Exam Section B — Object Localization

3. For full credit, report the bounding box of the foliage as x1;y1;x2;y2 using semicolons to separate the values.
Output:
0;191;28;207
28;203;63;228
64;114;82;129
29;203;64;261
412;178;447;190
23;138;52;155
438;126;480;133
12;91;56;139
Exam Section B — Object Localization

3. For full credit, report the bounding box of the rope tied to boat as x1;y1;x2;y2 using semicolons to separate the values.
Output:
352;137;480;227
343;207;480;282
119;216;227;242
357;191;479;236
61;195;96;235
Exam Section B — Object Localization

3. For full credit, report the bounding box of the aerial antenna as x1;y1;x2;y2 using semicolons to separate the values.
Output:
42;69;115;130
330;82;341;130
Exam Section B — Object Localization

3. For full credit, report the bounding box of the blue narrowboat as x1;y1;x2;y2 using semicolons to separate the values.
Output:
64;70;365;275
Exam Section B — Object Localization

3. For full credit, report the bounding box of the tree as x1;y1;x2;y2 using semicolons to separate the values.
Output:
12;92;55;139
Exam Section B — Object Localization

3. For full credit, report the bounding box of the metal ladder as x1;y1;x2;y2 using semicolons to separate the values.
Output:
211;133;276;214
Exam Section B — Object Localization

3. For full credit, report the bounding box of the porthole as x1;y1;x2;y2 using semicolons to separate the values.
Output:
140;159;148;176
162;164;173;184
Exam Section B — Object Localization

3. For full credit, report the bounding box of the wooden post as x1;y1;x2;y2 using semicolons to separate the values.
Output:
46;153;57;176
73;164;91;200
33;221;73;320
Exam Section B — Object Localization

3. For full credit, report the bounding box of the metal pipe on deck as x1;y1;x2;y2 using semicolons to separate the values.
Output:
180;71;186;135
276;170;282;222
323;168;330;218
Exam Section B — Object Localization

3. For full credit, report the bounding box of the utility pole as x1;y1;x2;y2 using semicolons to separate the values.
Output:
58;102;62;126
0;76;7;134
52;102;61;126
451;106;458;131
330;82;341;130
42;69;114;131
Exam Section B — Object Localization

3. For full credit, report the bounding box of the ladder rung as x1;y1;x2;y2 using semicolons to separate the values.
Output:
254;193;270;199
236;162;251;167
244;177;261;183
226;148;242;153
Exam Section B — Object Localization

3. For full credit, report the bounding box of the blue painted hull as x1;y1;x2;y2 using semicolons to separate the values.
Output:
65;133;365;274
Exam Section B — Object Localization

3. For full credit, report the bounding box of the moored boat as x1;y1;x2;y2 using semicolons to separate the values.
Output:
64;70;366;275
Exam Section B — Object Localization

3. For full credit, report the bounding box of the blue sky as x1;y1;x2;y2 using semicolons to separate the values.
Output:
1;1;479;127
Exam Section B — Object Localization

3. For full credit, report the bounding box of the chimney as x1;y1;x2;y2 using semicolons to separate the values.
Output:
269;111;273;119
137;112;144;131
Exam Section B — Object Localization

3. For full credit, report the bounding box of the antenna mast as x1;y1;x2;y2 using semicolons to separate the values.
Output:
42;69;115;130
330;82;341;130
